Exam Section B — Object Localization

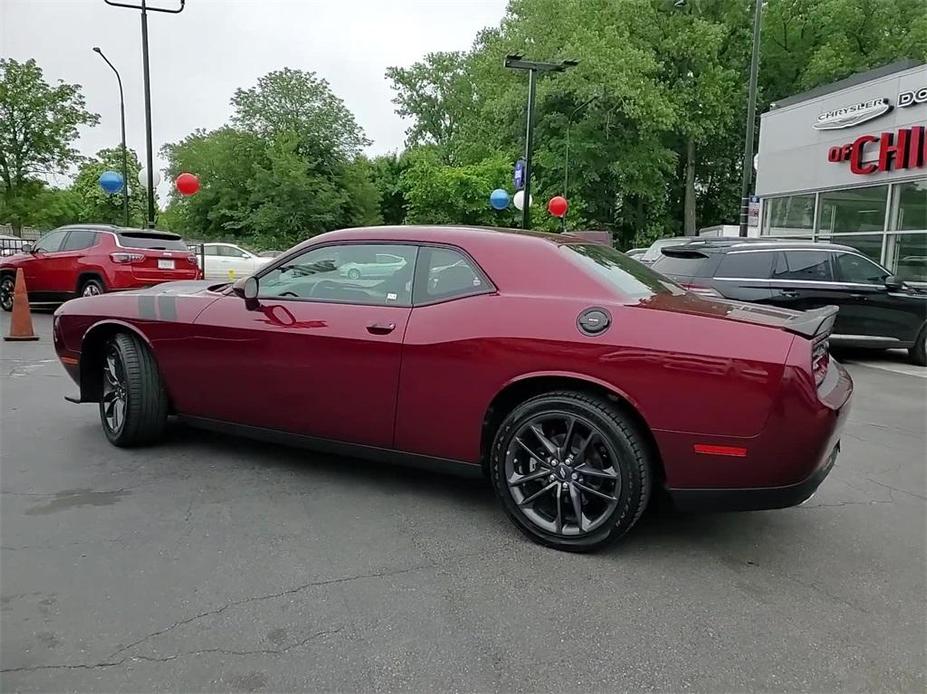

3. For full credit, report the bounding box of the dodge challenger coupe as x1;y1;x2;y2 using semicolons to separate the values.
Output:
53;226;852;551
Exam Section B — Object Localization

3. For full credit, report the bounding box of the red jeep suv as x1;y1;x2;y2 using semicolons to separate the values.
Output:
0;225;200;311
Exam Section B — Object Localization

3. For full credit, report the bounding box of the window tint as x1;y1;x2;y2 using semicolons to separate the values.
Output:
258;244;416;306
773;251;833;281
61;230;98;251
117;232;188;250
566;244;681;297
418;247;488;301
715;251;774;279
649;252;713;279
33;230;68;253
834;253;888;284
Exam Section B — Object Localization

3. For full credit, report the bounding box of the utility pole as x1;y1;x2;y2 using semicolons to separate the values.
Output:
93;47;129;227
103;0;186;228
504;55;578;230
739;0;763;237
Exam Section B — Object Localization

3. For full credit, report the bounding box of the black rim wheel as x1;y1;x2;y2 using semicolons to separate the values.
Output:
0;277;13;310
504;412;620;537
101;347;128;435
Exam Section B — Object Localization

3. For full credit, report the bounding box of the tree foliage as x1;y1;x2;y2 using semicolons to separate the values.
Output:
70;147;147;226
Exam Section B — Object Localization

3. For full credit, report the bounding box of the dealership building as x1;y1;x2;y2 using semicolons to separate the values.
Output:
756;60;926;284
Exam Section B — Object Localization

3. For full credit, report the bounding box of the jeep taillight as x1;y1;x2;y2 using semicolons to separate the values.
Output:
812;334;830;386
110;252;144;264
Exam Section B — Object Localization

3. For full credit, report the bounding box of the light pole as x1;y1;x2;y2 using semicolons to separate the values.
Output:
675;0;762;237
92;47;129;227
103;0;185;228
504;54;578;229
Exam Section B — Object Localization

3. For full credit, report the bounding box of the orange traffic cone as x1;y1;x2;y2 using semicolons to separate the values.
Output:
4;268;38;342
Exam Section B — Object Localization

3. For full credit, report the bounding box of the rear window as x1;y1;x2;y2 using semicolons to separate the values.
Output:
650;250;714;278
564;244;682;299
715;251;775;279
117;232;188;251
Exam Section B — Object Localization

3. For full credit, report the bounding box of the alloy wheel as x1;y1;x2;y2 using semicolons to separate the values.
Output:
0;277;13;311
82;282;102;297
101;348;128;435
504;413;621;536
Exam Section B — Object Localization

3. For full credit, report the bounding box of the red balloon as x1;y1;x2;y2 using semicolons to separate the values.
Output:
547;195;568;218
175;172;200;196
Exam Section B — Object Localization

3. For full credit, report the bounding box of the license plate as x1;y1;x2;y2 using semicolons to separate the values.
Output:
158;259;175;270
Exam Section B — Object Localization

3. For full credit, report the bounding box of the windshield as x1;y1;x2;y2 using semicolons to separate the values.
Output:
117;232;188;251
563;244;683;299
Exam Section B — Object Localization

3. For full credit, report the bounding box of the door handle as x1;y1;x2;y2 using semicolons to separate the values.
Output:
779;290;799;298
366;322;396;335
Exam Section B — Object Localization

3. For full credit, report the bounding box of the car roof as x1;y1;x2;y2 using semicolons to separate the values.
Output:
663;237;860;254
53;224;182;238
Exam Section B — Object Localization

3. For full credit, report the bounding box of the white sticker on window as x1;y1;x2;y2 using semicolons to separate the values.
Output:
386;292;398;301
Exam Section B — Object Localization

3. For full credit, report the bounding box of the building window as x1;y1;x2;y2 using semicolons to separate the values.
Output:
891;180;927;232
817;185;888;234
885;233;927;284
763;194;815;235
825;233;884;265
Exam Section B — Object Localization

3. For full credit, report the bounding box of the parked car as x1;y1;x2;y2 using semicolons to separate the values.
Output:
625;248;647;260
53;225;851;551
198;243;271;280
638;236;696;265
650;238;927;365
339;252;408;279
0;225;199;311
258;250;282;258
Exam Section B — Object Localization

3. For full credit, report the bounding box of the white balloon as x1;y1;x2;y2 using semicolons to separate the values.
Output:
513;190;532;211
138;168;162;187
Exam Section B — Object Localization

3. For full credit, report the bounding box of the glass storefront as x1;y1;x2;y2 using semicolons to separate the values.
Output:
761;178;927;283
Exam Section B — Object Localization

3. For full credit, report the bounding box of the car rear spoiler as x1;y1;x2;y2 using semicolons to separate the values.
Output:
661;246;709;258
783;305;838;339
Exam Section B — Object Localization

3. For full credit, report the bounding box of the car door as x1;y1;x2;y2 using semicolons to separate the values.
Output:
57;230;99;294
831;251;919;342
711;250;776;303
21;230;69;296
768;249;846;316
178;242;418;448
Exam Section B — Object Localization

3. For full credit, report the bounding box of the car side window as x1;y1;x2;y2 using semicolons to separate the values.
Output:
220;245;248;258
61;230;98;251
33;230;68;253
833;253;888;285
416;247;489;303
204;246;220;256
258;243;417;307
715;251;775;279
773;251;833;281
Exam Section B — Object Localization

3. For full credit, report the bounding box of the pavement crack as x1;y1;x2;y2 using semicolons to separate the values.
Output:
107;564;427;660
1;628;344;673
866;478;926;501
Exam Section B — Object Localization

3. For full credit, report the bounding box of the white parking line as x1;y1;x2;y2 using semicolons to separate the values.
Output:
843;360;927;378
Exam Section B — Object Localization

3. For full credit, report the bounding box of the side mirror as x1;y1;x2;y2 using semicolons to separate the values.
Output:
885;275;906;291
243;276;259;300
22;243;34;253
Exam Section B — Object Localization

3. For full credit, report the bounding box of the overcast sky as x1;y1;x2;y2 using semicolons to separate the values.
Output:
1;0;506;200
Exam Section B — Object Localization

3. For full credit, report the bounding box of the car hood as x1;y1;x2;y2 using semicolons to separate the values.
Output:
637;291;805;330
121;280;221;296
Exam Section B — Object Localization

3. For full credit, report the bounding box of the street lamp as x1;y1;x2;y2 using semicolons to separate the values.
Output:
675;0;762;237
92;47;128;227
103;0;186;228
504;54;578;229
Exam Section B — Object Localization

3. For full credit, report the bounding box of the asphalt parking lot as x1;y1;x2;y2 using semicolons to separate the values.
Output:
1;312;925;693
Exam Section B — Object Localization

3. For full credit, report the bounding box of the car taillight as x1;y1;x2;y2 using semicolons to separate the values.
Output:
681;283;723;299
110;252;145;264
186;254;197;264
812;335;830;386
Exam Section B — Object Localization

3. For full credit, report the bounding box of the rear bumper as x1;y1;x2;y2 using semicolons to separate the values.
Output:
668;442;840;512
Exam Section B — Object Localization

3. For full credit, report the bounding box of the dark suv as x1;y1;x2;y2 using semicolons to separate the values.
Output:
651;238;927;365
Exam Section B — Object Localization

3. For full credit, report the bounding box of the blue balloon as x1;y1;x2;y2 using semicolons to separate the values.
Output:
99;170;124;194
490;188;510;210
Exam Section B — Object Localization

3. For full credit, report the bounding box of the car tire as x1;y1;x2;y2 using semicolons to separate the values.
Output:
79;277;105;298
909;324;927;367
0;274;14;312
490;390;652;552
99;332;168;447
347;268;361;280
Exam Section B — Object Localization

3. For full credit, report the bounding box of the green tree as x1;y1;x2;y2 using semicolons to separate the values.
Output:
0;58;98;233
70;146;146;226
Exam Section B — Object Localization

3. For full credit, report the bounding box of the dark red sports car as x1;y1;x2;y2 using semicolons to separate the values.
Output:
53;226;852;551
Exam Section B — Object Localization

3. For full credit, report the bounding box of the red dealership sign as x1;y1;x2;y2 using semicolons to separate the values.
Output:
827;125;927;174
